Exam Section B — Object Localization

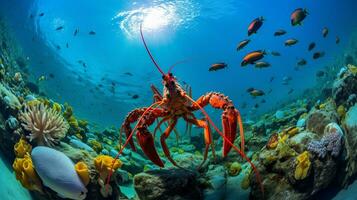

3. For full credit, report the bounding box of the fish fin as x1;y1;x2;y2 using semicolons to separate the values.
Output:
304;9;309;15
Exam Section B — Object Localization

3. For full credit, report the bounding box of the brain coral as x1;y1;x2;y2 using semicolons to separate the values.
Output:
19;103;69;146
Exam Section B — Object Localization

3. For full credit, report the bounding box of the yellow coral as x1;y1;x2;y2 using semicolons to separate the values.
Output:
52;102;62;113
89;140;102;153
78;119;88;128
337;105;346;119
75;162;90;186
12;153;42;192
68;116;79;129
14;138;32;158
294;151;311;180
347;64;357;75
94;155;122;180
287;127;299;137
241;173;250;190
278;133;288;144
26;99;41;107
228;162;242;176
319;103;327;110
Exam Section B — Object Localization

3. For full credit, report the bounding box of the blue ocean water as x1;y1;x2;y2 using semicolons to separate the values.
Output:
0;0;356;127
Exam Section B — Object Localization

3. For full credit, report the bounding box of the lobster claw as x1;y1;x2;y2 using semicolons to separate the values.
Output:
136;128;164;167
222;107;238;157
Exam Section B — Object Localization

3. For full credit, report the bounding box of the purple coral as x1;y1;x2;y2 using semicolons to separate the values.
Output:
308;140;327;158
307;123;343;158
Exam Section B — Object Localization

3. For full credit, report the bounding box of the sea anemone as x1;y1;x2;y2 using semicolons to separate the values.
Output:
19;103;69;146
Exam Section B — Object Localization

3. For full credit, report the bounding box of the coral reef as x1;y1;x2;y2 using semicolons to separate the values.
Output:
308;122;344;158
19;103;69;146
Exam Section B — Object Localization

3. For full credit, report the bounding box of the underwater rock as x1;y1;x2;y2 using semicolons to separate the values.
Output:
31;146;88;200
69;138;94;152
306;110;338;136
115;169;131;185
0;83;20;112
55;142;96;165
342;104;357;185
169;152;202;169
275;110;285;119
134;169;202;200
332;66;357;106
296;118;306;128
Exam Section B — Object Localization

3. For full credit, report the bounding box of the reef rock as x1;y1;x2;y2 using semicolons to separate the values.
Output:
332;65;357;107
0;83;20;112
134;169;202;200
342;104;357;185
306;109;338;136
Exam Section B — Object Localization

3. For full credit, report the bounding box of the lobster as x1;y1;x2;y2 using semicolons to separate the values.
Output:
108;24;264;196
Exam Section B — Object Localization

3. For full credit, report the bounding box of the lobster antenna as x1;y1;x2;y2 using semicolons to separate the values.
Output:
167;59;190;74
140;24;165;76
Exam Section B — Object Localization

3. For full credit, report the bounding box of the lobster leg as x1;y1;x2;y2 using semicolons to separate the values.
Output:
184;94;264;196
191;92;245;156
153;116;170;138
160;118;178;167
121;108;149;151
183;116;213;168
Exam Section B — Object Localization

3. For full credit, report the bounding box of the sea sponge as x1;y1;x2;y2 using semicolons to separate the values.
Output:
75;162;90;186
19;103;69;146
94;155;122;180
228;162;242;176
12;153;42;192
14;138;32;158
294;151;311;180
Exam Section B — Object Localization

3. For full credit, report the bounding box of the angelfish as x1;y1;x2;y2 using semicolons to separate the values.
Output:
31;147;87;200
